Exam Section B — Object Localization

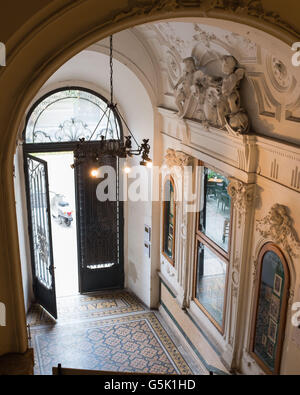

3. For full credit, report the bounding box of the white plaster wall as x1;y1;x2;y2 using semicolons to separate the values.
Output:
90;30;159;104
14;146;33;313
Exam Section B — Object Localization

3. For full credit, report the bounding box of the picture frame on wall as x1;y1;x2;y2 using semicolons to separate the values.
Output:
269;294;280;321
268;318;278;343
273;274;283;297
267;340;275;359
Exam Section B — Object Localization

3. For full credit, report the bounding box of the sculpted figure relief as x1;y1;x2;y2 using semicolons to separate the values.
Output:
174;57;197;118
174;54;250;134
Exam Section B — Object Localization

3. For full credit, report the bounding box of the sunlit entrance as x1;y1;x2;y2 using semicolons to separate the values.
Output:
33;152;78;298
23;87;124;318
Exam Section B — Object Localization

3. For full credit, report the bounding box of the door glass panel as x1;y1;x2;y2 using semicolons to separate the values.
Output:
199;168;231;252
195;242;227;327
28;157;53;289
33;152;78;298
26;155;57;318
253;250;285;373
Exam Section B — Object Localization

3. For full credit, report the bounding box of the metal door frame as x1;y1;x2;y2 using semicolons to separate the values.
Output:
24;153;58;318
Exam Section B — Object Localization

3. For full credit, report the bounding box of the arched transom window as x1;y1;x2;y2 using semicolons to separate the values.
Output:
24;88;122;144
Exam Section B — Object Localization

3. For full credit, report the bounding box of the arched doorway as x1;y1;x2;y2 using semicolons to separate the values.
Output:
23;87;124;318
0;0;298;359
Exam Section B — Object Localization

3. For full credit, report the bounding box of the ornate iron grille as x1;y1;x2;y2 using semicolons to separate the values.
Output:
27;157;53;289
76;154;119;269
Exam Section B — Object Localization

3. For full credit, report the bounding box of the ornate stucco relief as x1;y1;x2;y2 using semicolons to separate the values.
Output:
173;54;250;134
268;57;293;92
204;0;298;37
231;257;241;299
227;178;255;227
164;148;191;169
256;204;300;257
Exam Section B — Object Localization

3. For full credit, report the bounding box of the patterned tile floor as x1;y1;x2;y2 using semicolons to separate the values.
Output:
27;291;207;375
28;291;144;326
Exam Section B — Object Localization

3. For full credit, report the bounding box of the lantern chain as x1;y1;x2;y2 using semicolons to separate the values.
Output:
110;35;113;104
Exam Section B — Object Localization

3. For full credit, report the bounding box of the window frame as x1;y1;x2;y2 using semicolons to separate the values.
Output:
249;243;290;375
193;162;232;333
22;86;123;152
162;176;176;266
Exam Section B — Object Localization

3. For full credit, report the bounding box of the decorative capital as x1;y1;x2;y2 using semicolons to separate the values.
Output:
227;178;255;227
256;204;300;258
164;148;191;169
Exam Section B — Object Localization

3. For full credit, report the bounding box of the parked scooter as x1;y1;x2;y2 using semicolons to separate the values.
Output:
50;193;74;227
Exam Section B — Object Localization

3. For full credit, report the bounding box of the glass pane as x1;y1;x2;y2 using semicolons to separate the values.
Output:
25;89;121;143
195;243;227;327
199;168;231;252
163;180;175;260
254;250;285;373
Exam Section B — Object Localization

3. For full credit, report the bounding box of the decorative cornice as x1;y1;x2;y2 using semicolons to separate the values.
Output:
204;0;299;37
164;148;191;169
256;204;300;258
57;1;296;50
227;178;255;227
109;1;300;38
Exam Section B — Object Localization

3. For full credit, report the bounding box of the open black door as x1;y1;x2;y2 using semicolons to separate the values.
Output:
25;154;57;318
75;153;124;293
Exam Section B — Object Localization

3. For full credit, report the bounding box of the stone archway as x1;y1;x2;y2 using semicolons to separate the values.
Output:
0;0;299;356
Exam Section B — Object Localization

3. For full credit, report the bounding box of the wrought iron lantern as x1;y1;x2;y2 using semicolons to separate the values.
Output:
71;35;152;172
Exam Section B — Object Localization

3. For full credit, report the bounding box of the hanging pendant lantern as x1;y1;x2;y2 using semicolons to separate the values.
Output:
71;35;152;172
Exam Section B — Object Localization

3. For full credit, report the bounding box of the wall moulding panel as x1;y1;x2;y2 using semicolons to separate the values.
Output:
256;136;300;192
159;148;195;307
159;107;300;195
158;107;258;176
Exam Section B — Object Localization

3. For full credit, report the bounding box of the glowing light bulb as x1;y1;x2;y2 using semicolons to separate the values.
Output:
91;169;98;177
123;165;131;174
146;161;153;169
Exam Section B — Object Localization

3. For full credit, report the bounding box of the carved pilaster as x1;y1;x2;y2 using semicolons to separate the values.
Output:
256;204;300;258
227;178;255;228
161;149;193;301
222;179;256;370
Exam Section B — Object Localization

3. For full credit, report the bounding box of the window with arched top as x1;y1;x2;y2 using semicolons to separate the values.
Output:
250;243;290;375
162;177;176;265
24;87;122;145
